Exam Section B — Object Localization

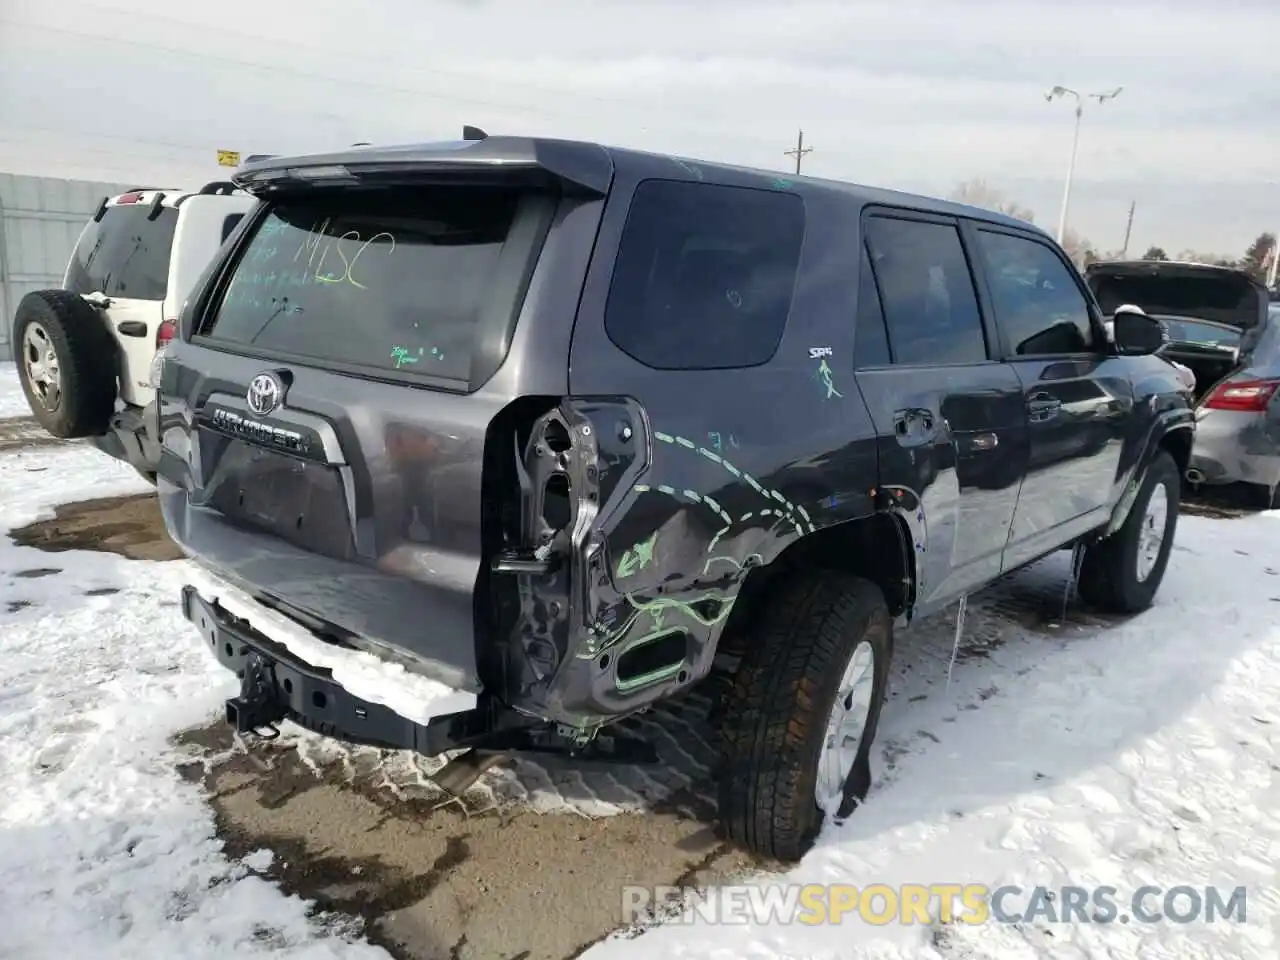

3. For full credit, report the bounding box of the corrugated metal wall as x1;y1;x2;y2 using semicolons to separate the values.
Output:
0;173;131;362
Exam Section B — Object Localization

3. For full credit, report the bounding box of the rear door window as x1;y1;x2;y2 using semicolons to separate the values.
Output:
863;216;988;365
854;243;892;368
65;203;177;300
200;186;541;384
604;180;805;370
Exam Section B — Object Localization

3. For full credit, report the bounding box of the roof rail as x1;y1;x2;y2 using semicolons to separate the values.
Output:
121;186;178;194
197;180;239;195
244;154;276;163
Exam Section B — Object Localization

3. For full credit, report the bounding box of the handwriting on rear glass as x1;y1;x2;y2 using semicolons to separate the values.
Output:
293;218;396;288
390;345;443;369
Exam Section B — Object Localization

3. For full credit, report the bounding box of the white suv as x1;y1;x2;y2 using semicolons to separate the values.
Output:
12;181;258;478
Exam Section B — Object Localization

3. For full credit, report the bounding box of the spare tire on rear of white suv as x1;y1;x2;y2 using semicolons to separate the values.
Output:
12;290;118;439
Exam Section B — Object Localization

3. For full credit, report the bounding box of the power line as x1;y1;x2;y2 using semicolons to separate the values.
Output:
0;17;783;153
59;0;747;128
783;129;813;174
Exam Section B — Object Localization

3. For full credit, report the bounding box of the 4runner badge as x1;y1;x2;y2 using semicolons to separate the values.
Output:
246;373;283;416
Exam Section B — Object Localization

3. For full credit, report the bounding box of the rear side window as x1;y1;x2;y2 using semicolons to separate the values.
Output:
604;180;804;370
65;203;177;300
863;217;987;365
201;186;537;383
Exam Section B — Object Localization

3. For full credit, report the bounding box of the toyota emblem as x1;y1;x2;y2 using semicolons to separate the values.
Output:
246;372;283;417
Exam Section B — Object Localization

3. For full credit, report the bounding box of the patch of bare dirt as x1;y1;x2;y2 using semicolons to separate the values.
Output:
0;416;71;452
175;724;759;960
7;493;182;561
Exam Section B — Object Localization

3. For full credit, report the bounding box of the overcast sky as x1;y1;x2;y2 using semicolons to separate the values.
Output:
2;0;1278;256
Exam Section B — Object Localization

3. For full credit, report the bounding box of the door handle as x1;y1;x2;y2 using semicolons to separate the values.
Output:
893;408;936;444
1027;392;1061;422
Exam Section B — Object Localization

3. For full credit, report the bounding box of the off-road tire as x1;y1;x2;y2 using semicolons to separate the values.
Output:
716;571;893;862
12;290;117;438
1077;450;1180;613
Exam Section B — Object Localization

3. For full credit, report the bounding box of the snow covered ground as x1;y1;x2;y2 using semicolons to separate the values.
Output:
1;367;1278;959
586;507;1280;959
0;363;31;419
0;440;388;957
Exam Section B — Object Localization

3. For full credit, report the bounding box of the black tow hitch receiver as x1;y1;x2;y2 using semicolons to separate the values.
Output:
225;651;286;739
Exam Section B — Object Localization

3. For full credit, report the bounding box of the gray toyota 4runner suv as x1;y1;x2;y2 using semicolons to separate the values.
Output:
156;134;1193;862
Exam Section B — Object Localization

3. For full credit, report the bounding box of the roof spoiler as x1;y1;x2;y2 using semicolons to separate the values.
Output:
232;135;613;197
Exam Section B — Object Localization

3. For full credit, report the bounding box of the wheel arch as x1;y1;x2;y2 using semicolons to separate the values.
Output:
718;509;915;658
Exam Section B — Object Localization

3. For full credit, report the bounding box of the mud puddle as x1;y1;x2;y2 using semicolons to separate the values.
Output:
175;724;760;960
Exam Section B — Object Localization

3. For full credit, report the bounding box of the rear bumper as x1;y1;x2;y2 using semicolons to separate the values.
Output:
181;584;481;756
91;401;161;475
1188;409;1280;488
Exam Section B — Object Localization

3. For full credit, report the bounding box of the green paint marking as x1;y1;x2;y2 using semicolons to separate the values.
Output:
390;345;420;368
641;426;817;556
816;358;843;399
704;552;763;573
616;531;659;579
627;592;736;628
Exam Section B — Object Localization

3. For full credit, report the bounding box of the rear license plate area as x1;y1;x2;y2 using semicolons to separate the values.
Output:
199;431;355;558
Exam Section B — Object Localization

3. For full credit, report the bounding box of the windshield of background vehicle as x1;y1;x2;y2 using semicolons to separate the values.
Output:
199;185;534;384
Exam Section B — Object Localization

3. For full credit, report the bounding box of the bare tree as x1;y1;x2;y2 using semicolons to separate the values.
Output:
949;178;1036;224
1240;232;1276;281
1175;248;1237;267
1059;227;1096;268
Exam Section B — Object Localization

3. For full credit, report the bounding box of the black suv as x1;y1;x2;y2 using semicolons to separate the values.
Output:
155;135;1192;862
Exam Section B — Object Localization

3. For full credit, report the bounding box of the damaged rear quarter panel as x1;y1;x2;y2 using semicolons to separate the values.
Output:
512;155;880;732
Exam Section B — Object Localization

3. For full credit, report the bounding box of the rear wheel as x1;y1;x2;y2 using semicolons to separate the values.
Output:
1077;450;1180;613
716;571;892;862
12;291;117;438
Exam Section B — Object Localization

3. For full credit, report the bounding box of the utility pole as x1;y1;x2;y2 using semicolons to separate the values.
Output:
1121;200;1136;257
784;129;813;175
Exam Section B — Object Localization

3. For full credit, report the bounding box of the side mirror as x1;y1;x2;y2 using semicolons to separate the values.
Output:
1111;306;1165;356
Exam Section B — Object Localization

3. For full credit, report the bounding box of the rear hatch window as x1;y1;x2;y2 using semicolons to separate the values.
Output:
199;185;544;385
1087;271;1260;330
65;202;178;300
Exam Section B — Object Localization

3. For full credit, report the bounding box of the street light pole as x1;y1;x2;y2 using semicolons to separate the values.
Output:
1045;85;1123;244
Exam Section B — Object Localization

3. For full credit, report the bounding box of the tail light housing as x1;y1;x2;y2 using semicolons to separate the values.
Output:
1203;379;1280;412
151;319;178;389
